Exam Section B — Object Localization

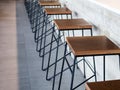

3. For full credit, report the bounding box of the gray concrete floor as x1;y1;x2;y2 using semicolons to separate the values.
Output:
0;0;87;90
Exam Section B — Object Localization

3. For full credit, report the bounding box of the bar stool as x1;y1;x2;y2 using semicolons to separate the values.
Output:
30;0;61;20
26;0;38;20
25;0;61;31
45;19;93;90
86;80;120;90
37;0;61;22
37;0;61;21
36;7;72;54
32;1;61;41
28;0;61;34
25;0;41;32
58;36;120;90
35;0;61;26
38;8;72;74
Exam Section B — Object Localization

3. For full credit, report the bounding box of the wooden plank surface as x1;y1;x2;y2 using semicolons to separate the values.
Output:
86;80;120;90
66;36;120;56
0;0;18;90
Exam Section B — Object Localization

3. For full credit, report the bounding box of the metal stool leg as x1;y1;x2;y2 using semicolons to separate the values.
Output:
57;44;97;90
52;30;61;90
70;56;76;90
93;56;97;82
118;55;120;69
58;43;67;90
40;12;56;70
83;57;86;78
41;13;48;71
46;25;55;80
103;55;105;81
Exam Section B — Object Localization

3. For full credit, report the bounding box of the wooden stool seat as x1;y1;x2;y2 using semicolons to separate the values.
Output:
54;19;92;30
39;1;61;6
45;8;72;15
66;36;120;56
86;80;120;90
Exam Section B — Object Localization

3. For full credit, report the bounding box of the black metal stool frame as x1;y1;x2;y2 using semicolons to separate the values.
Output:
45;24;94;90
46;28;93;78
58;42;97;90
38;13;72;57
40;12;72;72
33;4;61;41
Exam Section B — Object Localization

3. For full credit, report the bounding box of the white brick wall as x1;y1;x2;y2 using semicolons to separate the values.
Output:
60;0;120;81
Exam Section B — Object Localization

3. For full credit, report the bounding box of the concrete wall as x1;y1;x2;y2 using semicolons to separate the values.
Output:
60;0;120;81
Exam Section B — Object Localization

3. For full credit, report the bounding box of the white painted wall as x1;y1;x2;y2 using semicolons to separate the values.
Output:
59;0;120;81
